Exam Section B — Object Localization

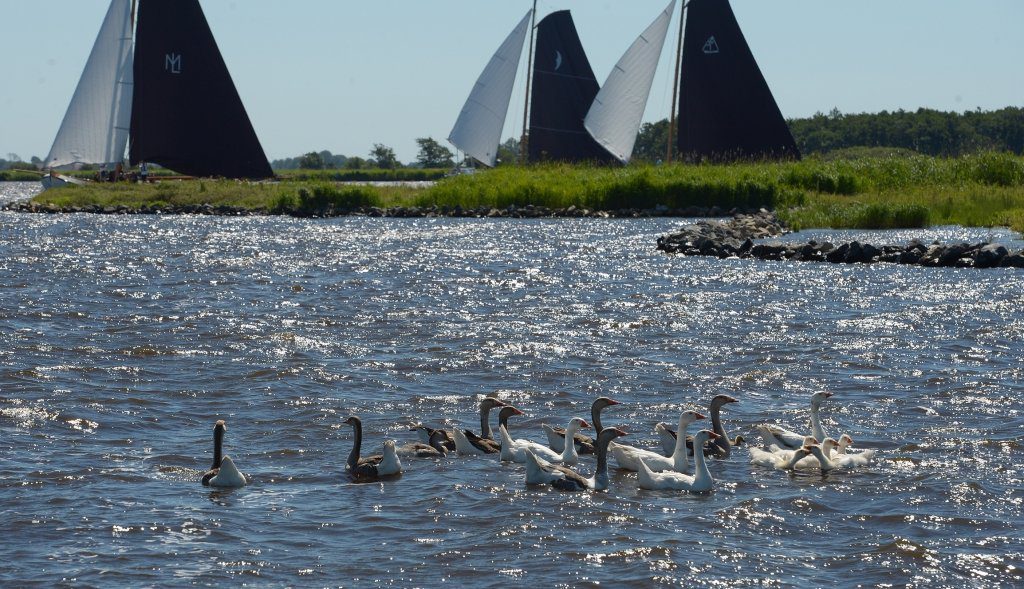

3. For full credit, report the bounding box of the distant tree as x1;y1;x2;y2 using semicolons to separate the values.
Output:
415;137;454;169
632;119;677;163
495;137;520;166
370;144;399;169
345;156;367;170
299;151;325;170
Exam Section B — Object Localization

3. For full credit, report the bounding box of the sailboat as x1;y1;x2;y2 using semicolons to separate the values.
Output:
42;0;272;188
449;8;625;166
674;0;800;161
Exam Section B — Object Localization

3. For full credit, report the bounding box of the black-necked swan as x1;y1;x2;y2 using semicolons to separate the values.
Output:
453;404;523;455
636;430;720;492
611;410;704;472
500;417;589;464
409;424;456;451
543;397;621;454
806;441;876;472
342;416;402;479
398;430;451;458
201;420;248;488
524;427;627;491
758;391;834;450
702;395;740;458
451;397;508;455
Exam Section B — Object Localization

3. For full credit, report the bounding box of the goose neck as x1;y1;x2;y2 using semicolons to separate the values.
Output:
480;404;493;439
212;427;224;470
347;419;362;470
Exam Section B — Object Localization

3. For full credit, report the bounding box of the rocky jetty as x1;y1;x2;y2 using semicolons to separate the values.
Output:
657;212;1024;269
1;201;754;219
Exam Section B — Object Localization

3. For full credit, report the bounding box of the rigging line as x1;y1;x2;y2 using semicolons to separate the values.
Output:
668;0;687;163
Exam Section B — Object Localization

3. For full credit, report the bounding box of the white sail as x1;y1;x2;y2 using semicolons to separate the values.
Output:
585;0;676;164
45;0;134;169
448;10;532;168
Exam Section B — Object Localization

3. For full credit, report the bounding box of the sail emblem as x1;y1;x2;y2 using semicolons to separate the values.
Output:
554;50;563;71
165;53;182;74
702;36;719;54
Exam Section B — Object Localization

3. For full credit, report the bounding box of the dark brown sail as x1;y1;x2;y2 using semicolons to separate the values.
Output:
528;11;615;164
129;0;272;179
677;0;800;161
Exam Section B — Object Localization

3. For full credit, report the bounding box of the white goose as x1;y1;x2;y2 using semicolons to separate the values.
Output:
500;417;589;465
524;428;627;491
758;391;834;450
201;420;248;488
805;442;876;472
611;410;704;472
749;437;839;470
636;430;718;492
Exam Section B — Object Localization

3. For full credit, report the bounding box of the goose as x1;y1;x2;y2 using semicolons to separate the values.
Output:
543;397;621;454
636;430;720;492
758;392;834;450
201;420;248;488
703;395;740;458
805;442;876;472
453;405;523;455
655;398;745;457
398;430;451;458
500;417;589;465
524;427;627;491
342;416;402;478
610;410;705;472
836;433;854;455
409;424;456;452
749;437;838;470
450;397;508;455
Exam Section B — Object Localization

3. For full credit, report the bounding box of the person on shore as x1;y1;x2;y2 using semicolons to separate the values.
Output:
139;161;148;183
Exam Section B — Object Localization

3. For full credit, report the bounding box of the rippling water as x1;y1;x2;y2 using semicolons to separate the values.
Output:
2;181;1022;586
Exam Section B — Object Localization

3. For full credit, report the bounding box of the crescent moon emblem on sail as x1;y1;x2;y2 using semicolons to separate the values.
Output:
554;51;563;71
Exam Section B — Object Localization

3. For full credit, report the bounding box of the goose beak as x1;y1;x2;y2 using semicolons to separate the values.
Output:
724;396;738;404
707;431;721;439
579;420;591;429
606;399;622;405
695;412;707;420
512;407;525;416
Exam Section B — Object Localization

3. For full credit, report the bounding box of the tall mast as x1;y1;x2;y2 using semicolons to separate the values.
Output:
519;0;538;164
130;0;137;30
667;1;688;164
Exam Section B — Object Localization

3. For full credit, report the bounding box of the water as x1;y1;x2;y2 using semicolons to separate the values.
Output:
2;181;1022;586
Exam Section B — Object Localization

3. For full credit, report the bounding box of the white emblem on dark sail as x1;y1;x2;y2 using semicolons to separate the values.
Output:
165;53;182;74
554;50;563;71
702;36;719;54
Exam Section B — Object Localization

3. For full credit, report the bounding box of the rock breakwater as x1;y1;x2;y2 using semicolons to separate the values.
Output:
657;212;1024;269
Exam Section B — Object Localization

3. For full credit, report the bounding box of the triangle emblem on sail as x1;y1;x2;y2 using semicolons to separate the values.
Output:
702;36;720;54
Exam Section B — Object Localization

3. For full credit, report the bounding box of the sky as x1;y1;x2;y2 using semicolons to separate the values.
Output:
1;0;1022;164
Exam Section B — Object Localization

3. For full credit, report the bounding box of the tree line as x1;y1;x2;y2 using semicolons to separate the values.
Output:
272;138;455;171
631;107;1024;162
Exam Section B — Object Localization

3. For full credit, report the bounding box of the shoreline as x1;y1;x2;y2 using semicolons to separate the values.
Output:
1;199;753;219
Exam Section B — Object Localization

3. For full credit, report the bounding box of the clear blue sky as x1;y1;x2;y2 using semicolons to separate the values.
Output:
2;0;1021;164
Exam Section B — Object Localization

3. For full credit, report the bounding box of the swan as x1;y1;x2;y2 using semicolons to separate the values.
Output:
409;424;456;452
500;417;589;465
453;405;523;455
610;410;704;472
398;429;450;458
636;430;722;492
450;397;509;455
543;397;621;454
201;420;248;488
805;442;876;472
524;427;627;491
342;416;402;479
758;391;834;450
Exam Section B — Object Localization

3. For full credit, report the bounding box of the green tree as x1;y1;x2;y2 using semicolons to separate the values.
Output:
495;137;520;166
299;151;325;170
345;156;367;170
632;119;677;163
415;137;454;169
370;144;399;169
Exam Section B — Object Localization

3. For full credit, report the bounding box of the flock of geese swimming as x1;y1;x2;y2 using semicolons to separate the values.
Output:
200;391;876;492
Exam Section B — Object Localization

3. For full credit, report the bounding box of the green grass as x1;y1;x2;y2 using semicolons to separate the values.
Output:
22;153;1024;233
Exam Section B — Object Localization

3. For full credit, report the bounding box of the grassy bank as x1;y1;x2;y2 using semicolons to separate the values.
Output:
21;153;1024;232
